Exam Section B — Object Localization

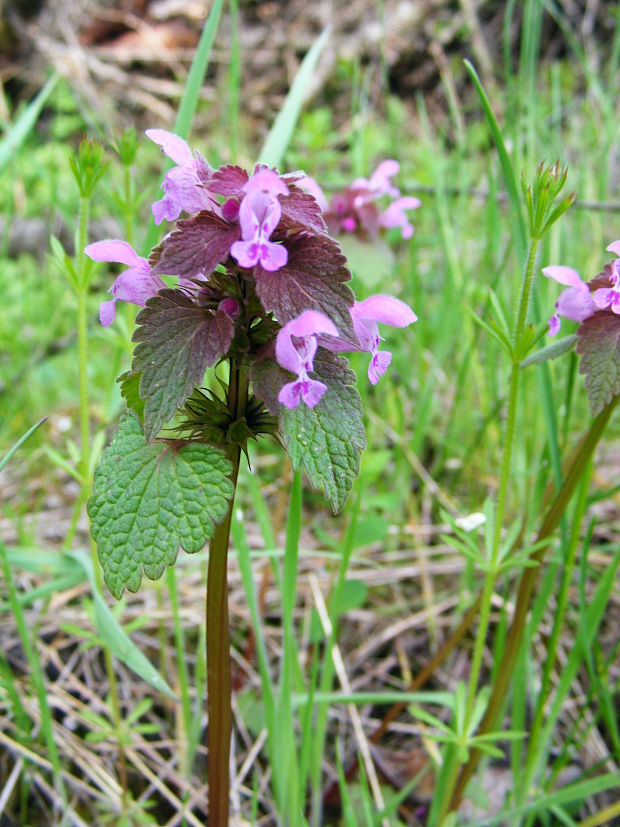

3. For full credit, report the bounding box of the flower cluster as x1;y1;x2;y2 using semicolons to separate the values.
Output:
86;130;417;426
298;160;421;240
544;240;620;335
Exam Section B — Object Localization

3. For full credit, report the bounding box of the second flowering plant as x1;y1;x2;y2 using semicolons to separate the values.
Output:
86;129;416;823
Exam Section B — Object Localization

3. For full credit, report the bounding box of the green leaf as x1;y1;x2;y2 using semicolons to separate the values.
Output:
520;333;577;368
133;290;234;441
576;312;620;416
88;413;234;598
117;370;145;421
281;352;366;513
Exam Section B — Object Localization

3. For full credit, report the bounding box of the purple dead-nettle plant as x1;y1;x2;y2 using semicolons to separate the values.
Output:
85;129;417;823
299;159;421;240
543;239;620;416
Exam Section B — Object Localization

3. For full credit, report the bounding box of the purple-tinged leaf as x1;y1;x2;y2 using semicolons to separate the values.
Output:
255;233;356;340
576;311;620;416
250;354;286;416
208;165;249;196
133;289;235;441
279;184;327;234
149;212;241;280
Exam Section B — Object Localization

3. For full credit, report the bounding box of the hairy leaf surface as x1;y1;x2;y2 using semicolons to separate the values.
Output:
254;233;355;340
133;289;234;440
149;212;240;280
279;184;327;234
577;311;620;415
88;414;234;598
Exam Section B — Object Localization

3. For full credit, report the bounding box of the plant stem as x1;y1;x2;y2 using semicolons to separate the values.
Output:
447;395;619;813
437;236;541;825
206;357;248;827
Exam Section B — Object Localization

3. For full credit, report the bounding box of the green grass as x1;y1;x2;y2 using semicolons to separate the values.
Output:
1;3;620;825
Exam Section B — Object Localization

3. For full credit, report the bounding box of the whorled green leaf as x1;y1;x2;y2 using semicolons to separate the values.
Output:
253;351;366;513
576;311;620;416
132;289;234;441
88;413;234;598
520;334;577;368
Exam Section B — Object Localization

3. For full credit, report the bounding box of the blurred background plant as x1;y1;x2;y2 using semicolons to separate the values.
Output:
2;1;620;825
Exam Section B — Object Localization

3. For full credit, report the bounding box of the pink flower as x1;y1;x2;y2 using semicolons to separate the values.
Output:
146;129;218;224
592;241;620;315
230;190;288;271
542;265;597;335
85;240;166;326
243;167;289;198
379;196;421;240
320;295;417;384
276;310;339;408
350;295;417;384
353;160;401;201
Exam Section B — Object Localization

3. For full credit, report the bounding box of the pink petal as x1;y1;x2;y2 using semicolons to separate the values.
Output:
145;129;193;166
373;159;400;179
368;350;392;384
284;310;339;340
542;266;586;290
301;379;328;407
152;197;175;225
111;269;165;306
230;240;259;269
606;240;620;257
556;286;596;321
258;241;288;272
275;311;338;374
240;190;282;239
592;288;613;309
354;295;417;327
547;314;560;336
244;168;289;197
99;299;117;327
85;240;142;268
278;381;303;409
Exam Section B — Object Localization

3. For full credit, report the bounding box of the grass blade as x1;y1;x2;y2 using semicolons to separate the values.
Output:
70;551;177;700
143;0;224;252
464;59;526;262
173;0;224;140
0;75;58;171
0;418;47;474
258;28;331;168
